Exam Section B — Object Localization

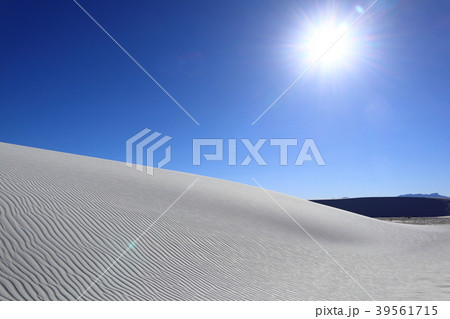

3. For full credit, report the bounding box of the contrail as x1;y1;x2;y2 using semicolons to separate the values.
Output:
73;0;200;125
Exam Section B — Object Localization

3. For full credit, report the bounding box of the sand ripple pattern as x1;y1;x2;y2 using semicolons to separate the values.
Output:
1;142;450;300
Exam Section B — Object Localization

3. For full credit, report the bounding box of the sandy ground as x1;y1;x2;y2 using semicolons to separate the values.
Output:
1;142;450;300
378;217;450;225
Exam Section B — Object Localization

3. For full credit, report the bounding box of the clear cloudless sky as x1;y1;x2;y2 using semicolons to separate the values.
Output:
1;0;449;199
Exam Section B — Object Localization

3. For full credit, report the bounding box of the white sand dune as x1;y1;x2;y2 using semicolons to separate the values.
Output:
0;142;449;300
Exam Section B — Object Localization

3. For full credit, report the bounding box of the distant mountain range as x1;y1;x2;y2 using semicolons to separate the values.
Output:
399;193;448;198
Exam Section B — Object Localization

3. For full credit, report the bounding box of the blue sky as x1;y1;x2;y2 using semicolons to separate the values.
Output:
1;0;449;199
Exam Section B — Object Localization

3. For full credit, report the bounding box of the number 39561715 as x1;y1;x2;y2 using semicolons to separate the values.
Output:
376;305;438;316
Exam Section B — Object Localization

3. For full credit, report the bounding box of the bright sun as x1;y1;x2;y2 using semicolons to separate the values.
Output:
304;23;353;66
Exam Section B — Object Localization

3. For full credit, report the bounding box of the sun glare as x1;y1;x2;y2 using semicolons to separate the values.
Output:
304;23;352;66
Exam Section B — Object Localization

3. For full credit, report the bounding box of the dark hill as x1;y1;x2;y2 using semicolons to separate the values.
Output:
311;197;450;218
399;193;448;198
